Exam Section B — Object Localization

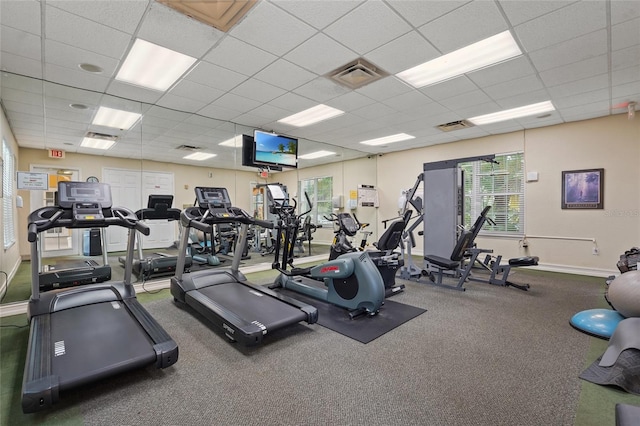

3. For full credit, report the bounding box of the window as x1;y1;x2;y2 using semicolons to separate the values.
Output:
2;139;16;248
460;152;524;235
299;176;333;226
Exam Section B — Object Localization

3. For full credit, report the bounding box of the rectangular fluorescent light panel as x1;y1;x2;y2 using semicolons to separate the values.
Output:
218;135;242;147
468;101;555;125
298;150;335;160
81;137;115;150
396;31;522;88
92;106;142;130
183;152;216;161
277;104;344;127
116;38;197;91
360;133;415;146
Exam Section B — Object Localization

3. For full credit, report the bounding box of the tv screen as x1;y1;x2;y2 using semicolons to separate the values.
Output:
241;134;282;171
253;130;298;169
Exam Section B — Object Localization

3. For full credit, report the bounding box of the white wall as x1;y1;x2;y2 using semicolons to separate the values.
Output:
12;113;640;276
377;114;640;276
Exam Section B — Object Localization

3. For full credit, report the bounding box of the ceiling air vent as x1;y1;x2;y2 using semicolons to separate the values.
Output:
436;120;474;132
327;58;389;90
85;132;118;141
176;144;201;151
156;0;257;33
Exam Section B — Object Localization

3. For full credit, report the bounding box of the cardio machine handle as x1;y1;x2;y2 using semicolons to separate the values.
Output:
27;208;64;242
112;207;150;236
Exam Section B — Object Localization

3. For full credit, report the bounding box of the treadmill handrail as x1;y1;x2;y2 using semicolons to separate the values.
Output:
181;206;274;231
28;205;150;242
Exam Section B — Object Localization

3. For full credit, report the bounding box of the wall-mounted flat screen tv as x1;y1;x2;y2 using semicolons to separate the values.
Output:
242;134;282;171
253;130;298;169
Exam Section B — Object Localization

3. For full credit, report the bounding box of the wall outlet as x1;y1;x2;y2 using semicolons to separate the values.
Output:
592;247;599;255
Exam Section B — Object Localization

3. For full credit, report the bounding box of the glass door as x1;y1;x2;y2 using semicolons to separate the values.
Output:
30;167;81;257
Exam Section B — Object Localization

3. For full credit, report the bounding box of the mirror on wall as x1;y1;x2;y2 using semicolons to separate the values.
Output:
1;74;377;306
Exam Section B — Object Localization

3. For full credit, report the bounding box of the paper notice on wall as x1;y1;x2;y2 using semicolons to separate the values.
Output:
357;185;378;207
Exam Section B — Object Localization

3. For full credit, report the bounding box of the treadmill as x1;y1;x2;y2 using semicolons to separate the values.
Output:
119;194;192;280
38;193;111;291
170;186;318;346
22;181;178;413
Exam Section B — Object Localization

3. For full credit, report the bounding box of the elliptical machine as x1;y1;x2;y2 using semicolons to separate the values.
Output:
327;211;409;297
267;185;385;318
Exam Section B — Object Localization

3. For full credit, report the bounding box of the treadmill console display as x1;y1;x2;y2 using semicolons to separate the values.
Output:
195;187;231;209
57;181;112;209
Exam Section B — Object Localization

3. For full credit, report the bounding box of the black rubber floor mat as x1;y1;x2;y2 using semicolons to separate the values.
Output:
274;287;426;344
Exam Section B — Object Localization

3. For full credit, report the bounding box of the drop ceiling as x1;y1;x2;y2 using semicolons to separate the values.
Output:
1;0;638;170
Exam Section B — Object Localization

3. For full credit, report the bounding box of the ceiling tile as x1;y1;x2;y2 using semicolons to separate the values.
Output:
355;77;412;102
229;1;316;56
419;76;478;101
156;93;208;113
548;73;609;98
439;90;493;110
1;26;41;61
197;103;242;121
325;91;376;112
0;0;41;35
611;0;640;25
44;5;131;60
267;92;317;113
387;0;468;28
612;65;640;86
47;0;148;34
418;1;507;53
365;30;440;75
495;89;551;110
528;29;607;72
203;36;277;77
324;1;412;55
44;63;110;92
137;1;224;59
539;55;608;87
552;88;610;109
210;93;262;113
498;0;574;26
484;74;544;100
44;40;119;77
293;77;350;103
169;79;225;104
514;1;606;52
185;61;247;92
0;51;43;79
106;80;164;104
253;59;317;91
284;33;358;75
612;17;640;51
0;87;44;107
612;45;640;71
231;79;287;103
271;0;363;30
467;57;535;88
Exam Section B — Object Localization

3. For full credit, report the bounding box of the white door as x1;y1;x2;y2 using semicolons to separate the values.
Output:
29;166;81;258
103;168;142;253
140;171;175;250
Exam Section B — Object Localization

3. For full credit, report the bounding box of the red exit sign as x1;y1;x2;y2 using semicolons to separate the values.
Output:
48;149;65;159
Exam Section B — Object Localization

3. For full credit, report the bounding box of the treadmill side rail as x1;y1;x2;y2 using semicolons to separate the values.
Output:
22;315;59;413
124;298;179;368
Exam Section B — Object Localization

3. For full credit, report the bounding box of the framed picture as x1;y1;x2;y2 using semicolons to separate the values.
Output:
561;168;604;209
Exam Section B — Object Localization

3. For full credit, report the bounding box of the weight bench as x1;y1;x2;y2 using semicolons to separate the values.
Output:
424;206;533;291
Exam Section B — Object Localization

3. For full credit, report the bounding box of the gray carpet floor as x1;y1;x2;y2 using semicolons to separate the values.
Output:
32;269;604;425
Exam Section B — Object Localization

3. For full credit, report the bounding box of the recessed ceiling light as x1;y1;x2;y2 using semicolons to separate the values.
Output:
468;101;555;125
81;137;115;150
116;38;197;91
396;31;522;88
183;152;216;161
69;103;88;110
298;150;336;160
277;104;345;127
92;106;142;130
79;63;103;74
218;136;242;147
359;133;415;146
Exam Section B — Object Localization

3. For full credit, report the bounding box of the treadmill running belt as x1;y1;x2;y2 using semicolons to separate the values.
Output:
51;302;156;388
198;282;308;330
